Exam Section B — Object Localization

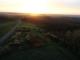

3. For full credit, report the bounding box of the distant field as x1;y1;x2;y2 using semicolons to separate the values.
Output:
0;21;16;38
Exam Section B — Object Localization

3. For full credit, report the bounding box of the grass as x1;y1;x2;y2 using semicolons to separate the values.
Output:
0;42;77;60
0;23;78;60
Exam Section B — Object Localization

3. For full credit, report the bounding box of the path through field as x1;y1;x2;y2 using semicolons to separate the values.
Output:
0;20;21;46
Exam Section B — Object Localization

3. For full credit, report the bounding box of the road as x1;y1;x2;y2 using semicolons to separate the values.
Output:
0;20;21;46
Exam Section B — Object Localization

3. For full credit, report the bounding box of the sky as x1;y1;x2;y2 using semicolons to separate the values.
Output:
0;0;80;15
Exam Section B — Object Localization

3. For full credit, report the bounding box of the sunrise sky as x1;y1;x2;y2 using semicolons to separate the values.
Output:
0;0;80;15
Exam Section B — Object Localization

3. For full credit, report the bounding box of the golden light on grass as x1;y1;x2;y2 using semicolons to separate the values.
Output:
28;13;41;17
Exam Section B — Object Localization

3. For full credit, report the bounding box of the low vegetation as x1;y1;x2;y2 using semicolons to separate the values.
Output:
0;23;78;60
0;15;80;60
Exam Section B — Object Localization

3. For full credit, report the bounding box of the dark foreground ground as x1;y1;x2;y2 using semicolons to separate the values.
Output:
0;23;79;60
0;43;77;60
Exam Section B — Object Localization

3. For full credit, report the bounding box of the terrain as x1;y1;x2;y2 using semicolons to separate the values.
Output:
0;12;80;60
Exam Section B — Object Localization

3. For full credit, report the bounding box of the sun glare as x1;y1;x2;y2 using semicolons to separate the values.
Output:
0;0;79;15
17;0;49;14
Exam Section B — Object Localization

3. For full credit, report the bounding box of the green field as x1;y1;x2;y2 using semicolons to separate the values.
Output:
0;23;78;60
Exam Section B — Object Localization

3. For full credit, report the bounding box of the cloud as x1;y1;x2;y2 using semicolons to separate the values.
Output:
50;0;80;8
63;0;80;8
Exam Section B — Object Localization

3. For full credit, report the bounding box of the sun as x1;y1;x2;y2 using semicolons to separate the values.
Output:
17;0;49;14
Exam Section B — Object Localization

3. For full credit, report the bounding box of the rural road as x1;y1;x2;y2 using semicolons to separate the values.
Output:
0;20;21;46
